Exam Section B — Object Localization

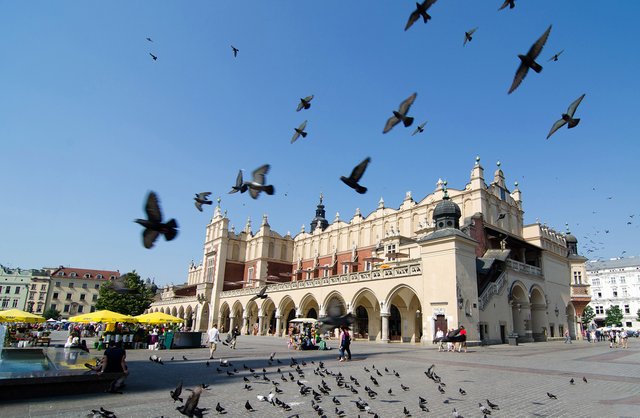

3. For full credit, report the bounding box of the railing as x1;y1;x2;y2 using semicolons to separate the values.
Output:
506;259;542;276
478;270;507;311
221;261;422;298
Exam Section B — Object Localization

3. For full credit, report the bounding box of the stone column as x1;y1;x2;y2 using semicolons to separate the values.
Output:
258;308;265;336
275;308;282;337
242;311;249;335
381;313;390;343
228;315;236;333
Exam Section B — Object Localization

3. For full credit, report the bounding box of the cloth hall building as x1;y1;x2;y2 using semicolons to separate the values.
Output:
149;158;588;345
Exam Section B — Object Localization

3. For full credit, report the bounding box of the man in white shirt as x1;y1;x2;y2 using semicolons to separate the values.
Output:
208;324;221;359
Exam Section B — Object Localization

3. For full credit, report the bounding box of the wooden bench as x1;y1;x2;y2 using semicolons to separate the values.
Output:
35;337;51;346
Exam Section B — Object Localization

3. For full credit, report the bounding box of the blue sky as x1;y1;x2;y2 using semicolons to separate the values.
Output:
1;1;638;285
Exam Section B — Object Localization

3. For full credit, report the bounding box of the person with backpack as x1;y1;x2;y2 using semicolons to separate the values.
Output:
338;325;352;362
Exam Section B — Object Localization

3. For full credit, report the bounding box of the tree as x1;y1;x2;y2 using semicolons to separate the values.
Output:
95;271;155;316
581;305;596;328
42;307;61;320
604;305;623;327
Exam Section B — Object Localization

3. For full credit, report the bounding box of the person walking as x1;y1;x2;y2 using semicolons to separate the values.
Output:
338;326;352;362
208;324;221;359
230;326;240;349
564;329;572;344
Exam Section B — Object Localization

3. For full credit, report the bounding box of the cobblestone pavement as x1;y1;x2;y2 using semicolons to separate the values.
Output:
2;336;639;418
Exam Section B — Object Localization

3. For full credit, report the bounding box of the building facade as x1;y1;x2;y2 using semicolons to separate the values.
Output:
0;265;31;311
586;257;640;330
150;158;585;344
46;267;120;319
26;269;51;315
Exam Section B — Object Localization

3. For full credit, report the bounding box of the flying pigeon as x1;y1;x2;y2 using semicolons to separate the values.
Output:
497;212;506;221
231;45;239;57
405;0;438;31
546;94;585;139
149;53;157;61
244;164;275;199
194;192;212;212
463;27;478;46
291;120;308;144
317;298;356;331
383;92;417;133
146;37;153;42
296;95;314;111
176;386;204;417
412;121;427;136
547;392;557;399
548;49;564;61
228;170;248;194
508;25;552;94
134;191;178;249
170;380;183;403
340;157;371;194
498;0;515;10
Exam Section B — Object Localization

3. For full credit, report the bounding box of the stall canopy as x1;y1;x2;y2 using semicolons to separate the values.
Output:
68;310;137;324
0;309;46;323
134;312;184;324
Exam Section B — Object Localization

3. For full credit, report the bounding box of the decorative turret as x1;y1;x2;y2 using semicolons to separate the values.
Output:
433;183;461;230
493;161;506;188
310;193;329;232
565;223;578;256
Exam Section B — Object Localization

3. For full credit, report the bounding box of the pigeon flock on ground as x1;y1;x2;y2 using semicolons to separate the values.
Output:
134;1;589;252
89;351;594;418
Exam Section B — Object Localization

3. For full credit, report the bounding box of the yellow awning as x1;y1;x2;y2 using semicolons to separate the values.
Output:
134;312;184;324
0;309;46;323
68;310;137;324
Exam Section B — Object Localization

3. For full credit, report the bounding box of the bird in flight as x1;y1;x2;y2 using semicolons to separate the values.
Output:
291;120;308;144
412;121;427;136
134;191;178;249
194;192;213;212
231;45;239;57
508;25;552;94
405;0;438;31
244;164;275;199
383;92;417;133
229;170;248;194
498;0;515;10
149;53;158;61
340;157;371;194
548;49;564;61
497;212;507;221
546;94;585;139
249;285;268;302
170;380;183;403
547;392;558;399
463;27;478;46
297;95;314;111
146;37;153;42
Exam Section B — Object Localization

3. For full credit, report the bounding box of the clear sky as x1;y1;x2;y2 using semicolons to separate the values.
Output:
1;1;639;286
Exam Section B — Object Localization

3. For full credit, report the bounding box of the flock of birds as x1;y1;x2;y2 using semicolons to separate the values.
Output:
87;351;595;418
132;0;590;251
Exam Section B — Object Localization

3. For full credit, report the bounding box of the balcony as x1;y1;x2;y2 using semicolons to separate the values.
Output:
221;261;422;298
505;259;542;277
571;284;591;299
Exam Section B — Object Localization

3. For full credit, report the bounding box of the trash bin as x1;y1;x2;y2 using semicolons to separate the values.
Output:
508;333;519;346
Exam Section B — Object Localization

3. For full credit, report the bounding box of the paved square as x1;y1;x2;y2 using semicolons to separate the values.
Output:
2;336;639;417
